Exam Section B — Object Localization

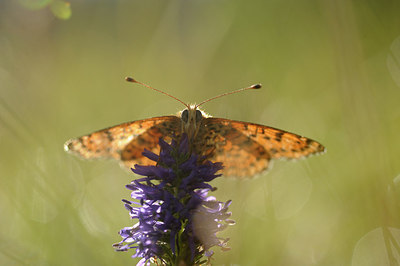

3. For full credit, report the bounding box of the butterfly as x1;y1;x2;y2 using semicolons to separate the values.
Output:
64;77;325;178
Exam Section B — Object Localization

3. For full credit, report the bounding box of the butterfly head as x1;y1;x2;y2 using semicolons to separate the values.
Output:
180;105;209;140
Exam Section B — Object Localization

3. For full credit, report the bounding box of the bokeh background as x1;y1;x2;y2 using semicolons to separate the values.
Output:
1;0;400;265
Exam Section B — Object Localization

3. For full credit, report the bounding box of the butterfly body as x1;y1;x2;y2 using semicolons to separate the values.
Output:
65;105;325;178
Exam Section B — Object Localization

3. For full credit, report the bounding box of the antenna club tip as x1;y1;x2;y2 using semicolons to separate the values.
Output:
125;76;136;82
251;84;262;89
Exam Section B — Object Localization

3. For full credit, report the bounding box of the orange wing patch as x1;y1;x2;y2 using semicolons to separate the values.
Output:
64;116;181;167
226;120;325;158
197;118;325;178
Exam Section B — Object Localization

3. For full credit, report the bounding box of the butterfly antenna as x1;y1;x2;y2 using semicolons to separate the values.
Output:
125;77;188;108
196;83;262;107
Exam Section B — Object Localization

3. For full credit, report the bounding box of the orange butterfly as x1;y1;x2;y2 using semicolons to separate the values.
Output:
64;77;325;178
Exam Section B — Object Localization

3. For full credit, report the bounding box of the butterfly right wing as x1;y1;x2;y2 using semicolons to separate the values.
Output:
196;117;325;178
64;116;181;168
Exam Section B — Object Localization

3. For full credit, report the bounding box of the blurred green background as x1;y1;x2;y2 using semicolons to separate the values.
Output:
1;0;400;265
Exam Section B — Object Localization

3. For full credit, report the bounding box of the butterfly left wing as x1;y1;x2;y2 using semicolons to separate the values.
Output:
64;116;181;168
196;117;325;178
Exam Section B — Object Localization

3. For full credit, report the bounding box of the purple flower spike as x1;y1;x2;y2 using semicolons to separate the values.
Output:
114;134;234;265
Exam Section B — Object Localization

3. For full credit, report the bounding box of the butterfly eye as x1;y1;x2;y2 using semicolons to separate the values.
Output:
181;109;189;123
195;110;203;123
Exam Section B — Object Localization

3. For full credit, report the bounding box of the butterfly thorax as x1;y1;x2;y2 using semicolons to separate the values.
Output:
179;105;210;141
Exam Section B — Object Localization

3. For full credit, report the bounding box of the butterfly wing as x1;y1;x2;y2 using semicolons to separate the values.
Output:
64;116;181;168
65;114;324;178
197;117;325;178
